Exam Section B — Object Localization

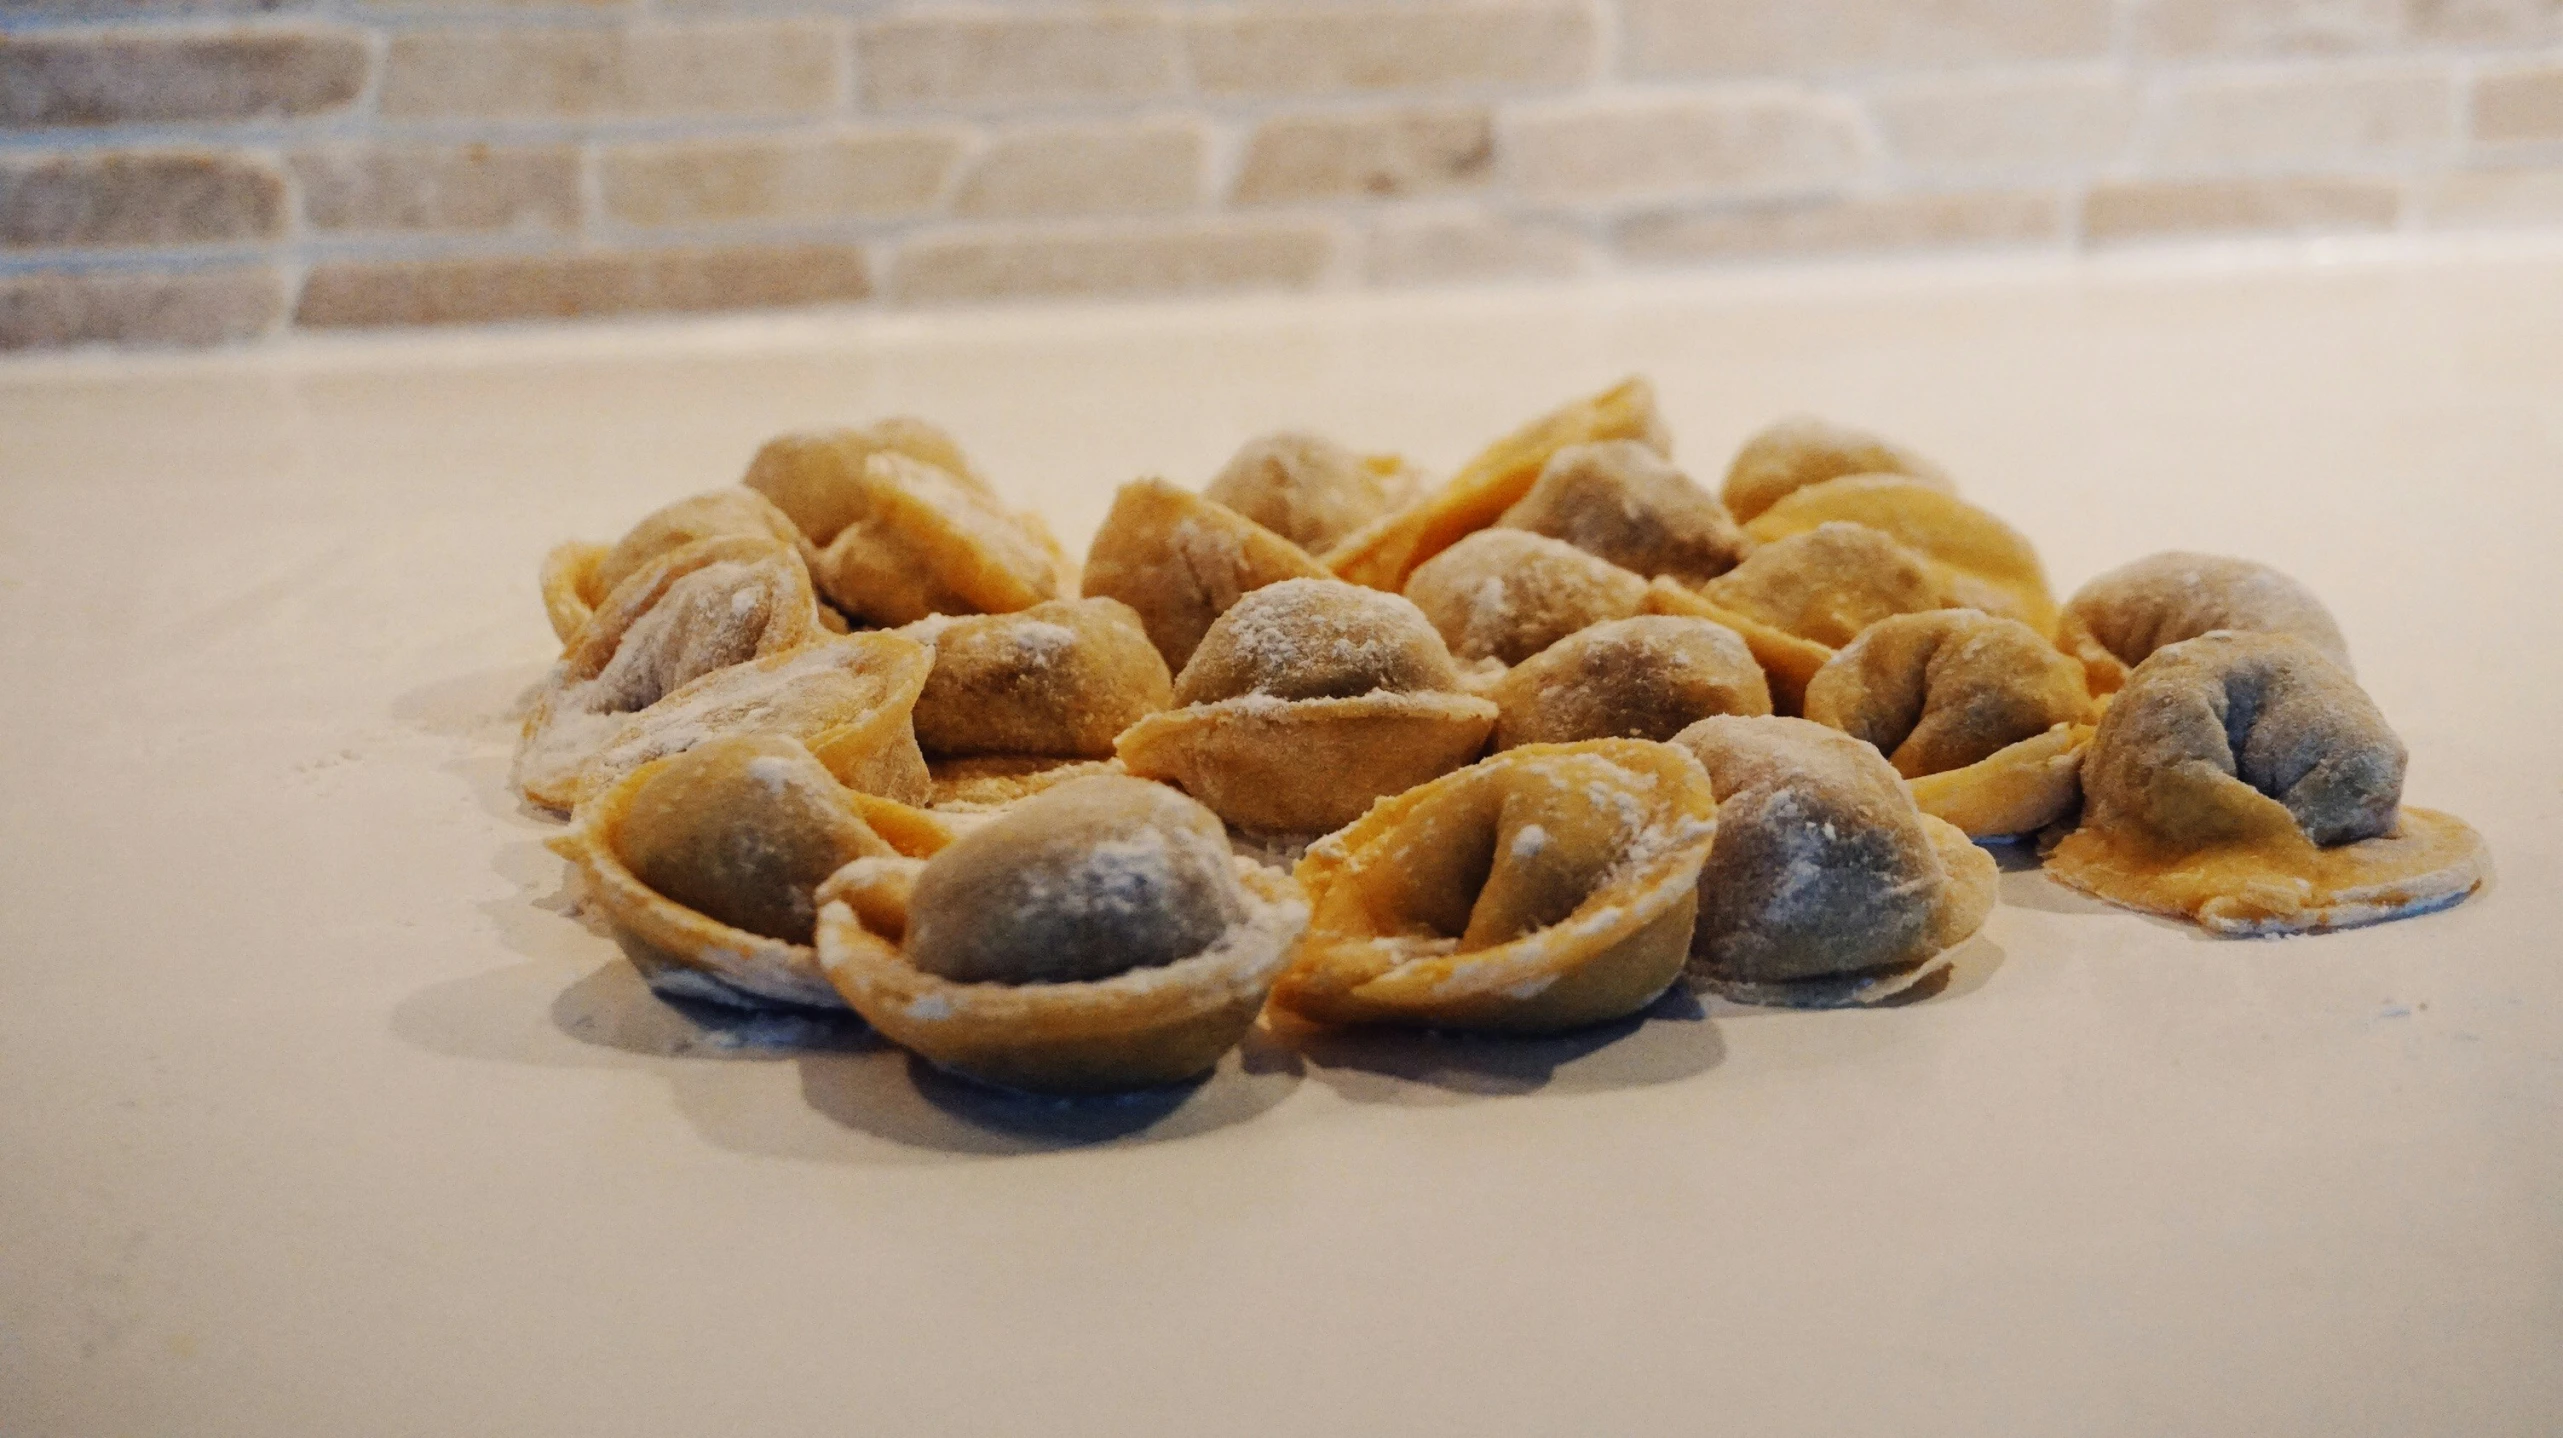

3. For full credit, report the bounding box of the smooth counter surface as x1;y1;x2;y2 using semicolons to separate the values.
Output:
4;250;2559;1436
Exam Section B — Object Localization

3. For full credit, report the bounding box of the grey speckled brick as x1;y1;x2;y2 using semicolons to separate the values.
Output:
0;266;285;350
294;245;874;328
0;31;367;128
1;151;285;250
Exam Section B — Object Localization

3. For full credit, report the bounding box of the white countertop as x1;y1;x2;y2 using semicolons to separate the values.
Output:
5;244;2559;1437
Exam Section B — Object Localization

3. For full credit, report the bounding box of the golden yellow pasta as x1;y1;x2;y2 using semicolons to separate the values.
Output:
1115;579;1498;834
1274;740;1719;1033
1720;414;1953;524
2048;632;2486;934
814;776;1308;1094
1497;439;1751;586
1743;475;2057;634
1488;615;1771;750
1402;529;1649;666
741;418;989;546
809;452;1068;626
1672;716;1996;1006
2057;550;2352;695
539;488;812;645
905;597;1172;761
1203;431;1425;554
1080;478;1330;671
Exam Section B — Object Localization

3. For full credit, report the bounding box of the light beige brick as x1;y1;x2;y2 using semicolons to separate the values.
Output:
2082;176;2402;241
1621;191;2064;262
1;151;284;250
0;265;285;350
1870;72;2134;177
601;133;960;227
857;14;1179;113
1188;3;1595;97
1235;108;1494;204
2474;65;2563;143
2143;66;2455;172
295;245;872;328
1623;0;2110;76
954;122;1204;218
2131;0;2402;56
381;23;837;121
1507;94;1868;204
2420;165;2563;224
292;144;578;236
0;29;367;128
892;221;1335;304
1363;212;1587;284
2408;0;2562;45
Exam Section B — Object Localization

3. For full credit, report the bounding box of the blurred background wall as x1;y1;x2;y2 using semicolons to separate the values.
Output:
3;0;2559;349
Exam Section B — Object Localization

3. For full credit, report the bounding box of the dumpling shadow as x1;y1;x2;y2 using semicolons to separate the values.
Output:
1280;984;1722;1107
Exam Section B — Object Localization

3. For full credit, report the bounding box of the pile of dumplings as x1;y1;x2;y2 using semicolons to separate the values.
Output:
520;379;2491;1095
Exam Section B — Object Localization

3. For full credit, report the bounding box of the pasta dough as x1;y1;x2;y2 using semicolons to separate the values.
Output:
539;487;812;645
1402;529;1649;666
1721;415;1953;524
2058;551;2352;695
1080;478;1330;671
1204;431;1423;554
1743;475;2057;634
742;418;987;546
811;452;1068;627
1673;716;1996;1006
1115;579;1498;833
1497;439;1751;586
1488;616;1771;750
2048;632;2486;934
1274;740;1720;1033
814;775;1309;1093
905;597;1172;759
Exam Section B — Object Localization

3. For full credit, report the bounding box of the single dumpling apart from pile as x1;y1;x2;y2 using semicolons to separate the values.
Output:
548;734;953;1010
539;488;815;645
1115;578;1499;834
2047;632;2486;934
1672;716;1996;1006
1743;475;2057;634
1497;440;1752;586
1080;479;1330;671
1203;430;1423;555
1402;529;1649;666
814;776;1309;1094
2058;551;2352;695
1326;376;1670;589
515;535;830;810
1274;740;1719;1033
1488;616;1771;750
745;436;1068;626
1720;415;1954;524
1804;609;2096;838
905;597;1172;760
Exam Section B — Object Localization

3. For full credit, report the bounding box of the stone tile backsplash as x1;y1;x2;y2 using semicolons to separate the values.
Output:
2;0;2559;348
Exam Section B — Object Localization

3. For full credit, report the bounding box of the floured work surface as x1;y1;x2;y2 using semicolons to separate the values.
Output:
3;249;2560;1437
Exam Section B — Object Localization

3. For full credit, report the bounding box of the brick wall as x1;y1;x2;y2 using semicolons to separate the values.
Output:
3;1;2560;350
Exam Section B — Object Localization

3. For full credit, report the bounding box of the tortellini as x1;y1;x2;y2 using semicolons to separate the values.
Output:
2048;632;2486;934
1401;529;1648;666
1275;740;1719;1033
2058;550;2352;695
905;597;1172;760
549;733;952;1010
1203;430;1423;554
1326;376;1669;590
1497;440;1751;586
742;417;988;546
814;776;1309;1093
1804;610;2095;838
779;447;1069;627
1720;415;1953;524
1743;475;2057;634
1488;616;1771;750
1080;478;1329;671
1646;521;1946;714
1115;579;1498;834
1673;716;1996;1006
515;536;828;810
539;488;813;646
